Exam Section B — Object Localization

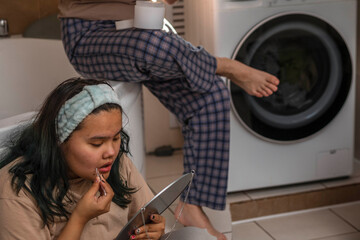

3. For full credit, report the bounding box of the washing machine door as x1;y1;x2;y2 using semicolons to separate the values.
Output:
230;13;352;142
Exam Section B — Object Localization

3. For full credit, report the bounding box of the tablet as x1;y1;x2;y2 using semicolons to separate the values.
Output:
115;171;194;240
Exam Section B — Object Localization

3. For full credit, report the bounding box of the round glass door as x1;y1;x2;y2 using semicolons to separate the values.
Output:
230;14;352;142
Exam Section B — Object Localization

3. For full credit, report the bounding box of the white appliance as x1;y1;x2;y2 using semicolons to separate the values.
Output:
185;0;356;191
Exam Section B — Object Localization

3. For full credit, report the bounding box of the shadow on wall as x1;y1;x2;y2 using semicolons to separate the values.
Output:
0;0;58;35
23;14;61;40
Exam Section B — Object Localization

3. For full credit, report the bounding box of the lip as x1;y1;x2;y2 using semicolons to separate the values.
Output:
98;162;113;173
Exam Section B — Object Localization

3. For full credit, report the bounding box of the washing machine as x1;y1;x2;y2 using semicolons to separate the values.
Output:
185;0;356;191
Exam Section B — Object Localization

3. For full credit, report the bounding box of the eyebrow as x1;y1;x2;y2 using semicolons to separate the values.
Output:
88;129;122;140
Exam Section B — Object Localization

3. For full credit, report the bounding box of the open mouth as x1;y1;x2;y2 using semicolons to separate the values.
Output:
98;162;113;173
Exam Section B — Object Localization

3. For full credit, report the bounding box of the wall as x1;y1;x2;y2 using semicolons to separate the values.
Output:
0;0;58;35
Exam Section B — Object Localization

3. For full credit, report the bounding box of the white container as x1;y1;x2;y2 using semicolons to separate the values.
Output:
134;0;165;30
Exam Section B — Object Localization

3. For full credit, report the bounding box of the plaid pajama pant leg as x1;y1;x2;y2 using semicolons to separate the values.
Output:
144;77;230;210
61;18;230;210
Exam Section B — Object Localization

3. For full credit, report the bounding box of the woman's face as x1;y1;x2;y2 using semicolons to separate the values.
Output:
61;108;122;180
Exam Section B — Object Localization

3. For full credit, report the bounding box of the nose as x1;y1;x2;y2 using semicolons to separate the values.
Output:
103;141;117;159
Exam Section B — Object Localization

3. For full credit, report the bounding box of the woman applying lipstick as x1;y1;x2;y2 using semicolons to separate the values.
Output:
0;78;165;239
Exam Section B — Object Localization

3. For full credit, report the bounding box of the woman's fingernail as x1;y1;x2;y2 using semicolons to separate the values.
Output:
96;177;100;183
130;235;136;240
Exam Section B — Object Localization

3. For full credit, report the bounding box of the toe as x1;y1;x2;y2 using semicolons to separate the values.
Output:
256;90;266;98
262;86;273;96
267;75;280;85
260;87;271;97
267;83;278;92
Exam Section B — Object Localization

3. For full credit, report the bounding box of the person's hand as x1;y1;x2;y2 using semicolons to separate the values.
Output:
72;176;114;226
57;176;114;240
130;214;165;240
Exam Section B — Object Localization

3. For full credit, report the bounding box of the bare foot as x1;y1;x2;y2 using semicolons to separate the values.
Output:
216;57;280;98
174;201;227;240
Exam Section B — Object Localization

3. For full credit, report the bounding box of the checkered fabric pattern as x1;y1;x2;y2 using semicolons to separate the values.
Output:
61;18;230;210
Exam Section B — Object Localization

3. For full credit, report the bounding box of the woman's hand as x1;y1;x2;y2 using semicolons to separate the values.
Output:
130;214;165;240
72;176;114;225
58;176;114;240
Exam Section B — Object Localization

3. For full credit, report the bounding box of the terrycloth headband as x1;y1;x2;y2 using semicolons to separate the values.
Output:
57;84;122;143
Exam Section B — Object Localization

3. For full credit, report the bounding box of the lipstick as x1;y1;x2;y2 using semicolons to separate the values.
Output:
96;168;107;196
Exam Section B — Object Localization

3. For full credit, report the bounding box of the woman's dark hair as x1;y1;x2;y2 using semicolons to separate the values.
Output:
0;78;135;226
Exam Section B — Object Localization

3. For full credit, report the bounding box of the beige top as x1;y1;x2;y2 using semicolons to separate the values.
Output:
0;155;153;240
58;0;136;20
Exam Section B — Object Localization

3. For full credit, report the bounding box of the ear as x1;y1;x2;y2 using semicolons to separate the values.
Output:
59;140;68;154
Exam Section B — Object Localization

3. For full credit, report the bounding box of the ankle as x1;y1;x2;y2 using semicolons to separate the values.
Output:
215;57;232;77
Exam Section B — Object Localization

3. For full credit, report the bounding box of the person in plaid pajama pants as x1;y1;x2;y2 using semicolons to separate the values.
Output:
59;6;279;240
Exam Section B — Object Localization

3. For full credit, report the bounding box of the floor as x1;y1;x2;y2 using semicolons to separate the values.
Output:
145;152;360;240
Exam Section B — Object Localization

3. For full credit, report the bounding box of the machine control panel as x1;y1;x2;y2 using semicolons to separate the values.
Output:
227;0;330;7
262;0;325;7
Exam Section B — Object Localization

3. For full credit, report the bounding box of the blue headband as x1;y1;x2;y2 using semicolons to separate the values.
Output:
56;84;121;143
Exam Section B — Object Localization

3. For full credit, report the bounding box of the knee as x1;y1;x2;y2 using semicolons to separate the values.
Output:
126;30;181;73
133;30;174;56
215;78;231;104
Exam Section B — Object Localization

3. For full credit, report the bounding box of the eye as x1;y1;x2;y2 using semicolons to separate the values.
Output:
113;133;121;142
90;142;103;147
